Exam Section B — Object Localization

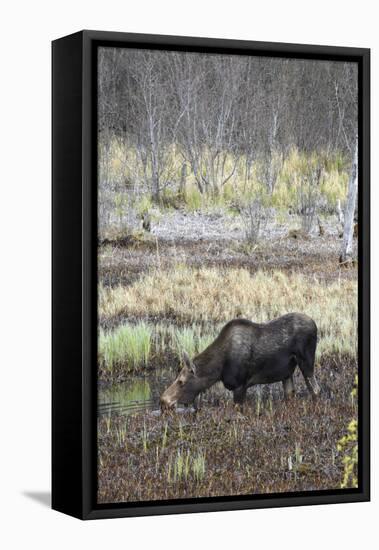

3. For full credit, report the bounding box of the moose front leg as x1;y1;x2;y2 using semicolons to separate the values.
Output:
192;393;203;411
282;375;295;400
233;386;247;409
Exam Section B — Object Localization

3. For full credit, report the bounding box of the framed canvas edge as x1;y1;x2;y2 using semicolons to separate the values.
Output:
81;29;370;57
52;31;85;520
52;30;370;520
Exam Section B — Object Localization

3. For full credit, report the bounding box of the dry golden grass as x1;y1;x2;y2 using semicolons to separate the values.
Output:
99;266;357;357
100;140;348;212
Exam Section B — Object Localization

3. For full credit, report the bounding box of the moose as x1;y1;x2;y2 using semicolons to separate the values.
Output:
160;313;320;410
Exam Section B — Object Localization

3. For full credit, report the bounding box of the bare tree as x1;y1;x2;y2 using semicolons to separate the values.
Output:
97;47;358;223
340;136;358;263
171;53;243;195
296;164;322;234
130;51;181;202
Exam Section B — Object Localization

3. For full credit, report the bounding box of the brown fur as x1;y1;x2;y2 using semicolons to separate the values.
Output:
160;313;320;409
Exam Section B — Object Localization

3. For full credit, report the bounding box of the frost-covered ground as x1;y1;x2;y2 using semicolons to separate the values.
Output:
98;210;357;289
151;209;340;242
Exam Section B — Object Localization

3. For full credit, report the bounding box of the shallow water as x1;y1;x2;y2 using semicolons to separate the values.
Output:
98;368;286;417
98;370;173;416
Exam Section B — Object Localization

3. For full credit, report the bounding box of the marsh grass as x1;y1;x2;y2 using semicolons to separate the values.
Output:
99;313;356;382
100;141;348;215
192;450;206;482
99;267;357;366
98;321;219;378
166;448;206;484
141;421;148;453
98;355;357;504
98;322;152;373
174;326;215;361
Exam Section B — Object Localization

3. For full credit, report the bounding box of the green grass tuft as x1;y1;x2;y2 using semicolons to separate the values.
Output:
99;322;152;372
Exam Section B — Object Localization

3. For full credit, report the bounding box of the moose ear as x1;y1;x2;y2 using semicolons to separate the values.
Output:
182;351;196;376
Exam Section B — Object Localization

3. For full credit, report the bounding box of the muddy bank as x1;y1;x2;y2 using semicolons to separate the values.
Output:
97;354;357;503
99;232;357;289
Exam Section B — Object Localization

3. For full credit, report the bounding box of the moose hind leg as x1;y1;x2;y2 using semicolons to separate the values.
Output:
298;347;320;399
282;375;295;399
304;375;320;398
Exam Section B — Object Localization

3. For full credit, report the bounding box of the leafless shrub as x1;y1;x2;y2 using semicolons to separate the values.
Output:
98;49;358;205
296;166;322;234
256;152;283;195
98;190;140;241
234;199;270;245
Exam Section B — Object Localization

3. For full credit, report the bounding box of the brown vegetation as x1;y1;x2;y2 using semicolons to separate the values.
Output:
98;355;357;503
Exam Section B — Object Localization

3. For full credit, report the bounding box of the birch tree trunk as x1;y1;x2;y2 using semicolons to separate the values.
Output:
340;135;358;264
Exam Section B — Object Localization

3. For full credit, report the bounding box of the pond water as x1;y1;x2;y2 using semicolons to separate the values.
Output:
98;369;283;417
98;370;173;416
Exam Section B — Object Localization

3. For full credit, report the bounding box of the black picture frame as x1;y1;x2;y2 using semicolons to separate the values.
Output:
52;30;370;520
